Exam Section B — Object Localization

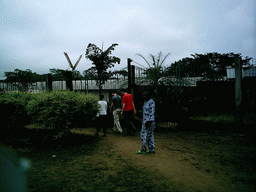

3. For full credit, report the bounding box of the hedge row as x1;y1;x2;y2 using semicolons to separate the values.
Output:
0;92;34;130
0;91;99;137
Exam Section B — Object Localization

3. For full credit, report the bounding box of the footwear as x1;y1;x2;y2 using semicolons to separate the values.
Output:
136;150;146;154
146;150;155;153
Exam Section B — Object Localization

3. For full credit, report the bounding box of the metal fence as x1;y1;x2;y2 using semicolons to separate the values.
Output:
0;79;129;93
1;61;255;93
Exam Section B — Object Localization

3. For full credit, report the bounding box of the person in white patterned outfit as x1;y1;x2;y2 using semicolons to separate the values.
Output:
110;91;123;133
136;91;156;154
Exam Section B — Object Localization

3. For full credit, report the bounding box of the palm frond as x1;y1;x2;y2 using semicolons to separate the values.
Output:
136;53;151;68
159;52;171;66
131;60;147;68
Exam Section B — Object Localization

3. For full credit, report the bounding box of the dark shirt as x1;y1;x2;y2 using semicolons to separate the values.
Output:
112;95;122;110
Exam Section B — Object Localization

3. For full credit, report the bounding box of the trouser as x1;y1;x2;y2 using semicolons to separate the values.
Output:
123;110;136;134
113;109;122;133
96;115;107;134
140;122;155;152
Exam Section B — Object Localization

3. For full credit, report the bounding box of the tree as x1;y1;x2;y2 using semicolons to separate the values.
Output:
136;52;171;94
4;69;39;92
85;43;120;95
72;70;83;80
165;52;253;80
49;68;83;81
49;68;66;81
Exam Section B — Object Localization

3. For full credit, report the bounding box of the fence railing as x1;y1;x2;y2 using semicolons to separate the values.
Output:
1;62;255;93
0;79;130;93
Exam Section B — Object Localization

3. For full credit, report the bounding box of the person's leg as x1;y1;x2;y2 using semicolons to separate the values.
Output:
113;109;122;133
140;125;148;152
95;117;100;136
126;110;136;135
102;115;107;136
147;122;155;152
123;111;130;135
113;111;117;132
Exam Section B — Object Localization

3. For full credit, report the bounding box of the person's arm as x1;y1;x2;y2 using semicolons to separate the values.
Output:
132;101;136;114
121;103;125;115
110;102;114;113
145;100;155;126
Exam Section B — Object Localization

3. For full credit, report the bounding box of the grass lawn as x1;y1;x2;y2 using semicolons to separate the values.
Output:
1;118;255;192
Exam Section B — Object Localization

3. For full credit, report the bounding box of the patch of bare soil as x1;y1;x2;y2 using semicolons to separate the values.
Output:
72;125;255;192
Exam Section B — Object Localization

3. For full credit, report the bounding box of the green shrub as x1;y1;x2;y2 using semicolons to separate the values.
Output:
0;92;34;131
27;90;99;138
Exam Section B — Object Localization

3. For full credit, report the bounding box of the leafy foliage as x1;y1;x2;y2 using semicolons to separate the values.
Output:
4;69;46;92
85;43;120;94
0;92;34;131
49;68;83;81
165;52;253;80
27;91;99;138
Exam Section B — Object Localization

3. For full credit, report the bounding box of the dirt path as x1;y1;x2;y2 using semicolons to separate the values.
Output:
76;128;236;192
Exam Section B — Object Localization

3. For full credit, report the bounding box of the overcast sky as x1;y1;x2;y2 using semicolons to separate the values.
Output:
1;0;255;79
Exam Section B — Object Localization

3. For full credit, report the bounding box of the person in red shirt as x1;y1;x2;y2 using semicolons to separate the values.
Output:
120;89;136;135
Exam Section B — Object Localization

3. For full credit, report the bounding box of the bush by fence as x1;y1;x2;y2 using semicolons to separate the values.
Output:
26;90;99;139
0;92;34;131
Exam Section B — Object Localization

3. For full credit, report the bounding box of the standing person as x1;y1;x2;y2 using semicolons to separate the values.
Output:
120;89;136;135
136;91;155;154
110;91;123;134
95;95;108;137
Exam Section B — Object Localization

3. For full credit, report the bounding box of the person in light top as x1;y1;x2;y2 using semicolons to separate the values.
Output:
95;95;108;137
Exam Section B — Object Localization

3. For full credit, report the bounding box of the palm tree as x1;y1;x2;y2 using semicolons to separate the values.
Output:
135;52;171;94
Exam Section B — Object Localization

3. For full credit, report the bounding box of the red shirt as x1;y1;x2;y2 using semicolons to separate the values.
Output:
122;94;134;111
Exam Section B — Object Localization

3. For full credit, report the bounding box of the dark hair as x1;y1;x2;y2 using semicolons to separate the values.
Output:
143;91;152;99
120;88;127;93
99;95;104;100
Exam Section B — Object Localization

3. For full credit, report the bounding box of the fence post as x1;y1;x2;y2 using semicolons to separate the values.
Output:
235;56;243;124
128;58;132;94
46;73;52;91
66;71;73;91
131;65;135;99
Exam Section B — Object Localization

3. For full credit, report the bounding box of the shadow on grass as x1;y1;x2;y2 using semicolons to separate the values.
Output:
1;127;101;152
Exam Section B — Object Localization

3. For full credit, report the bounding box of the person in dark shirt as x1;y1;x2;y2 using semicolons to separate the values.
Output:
120;89;136;135
110;91;123;134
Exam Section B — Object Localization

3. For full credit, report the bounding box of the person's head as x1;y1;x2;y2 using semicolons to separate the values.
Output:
120;89;127;96
99;95;104;100
111;90;117;96
143;91;151;101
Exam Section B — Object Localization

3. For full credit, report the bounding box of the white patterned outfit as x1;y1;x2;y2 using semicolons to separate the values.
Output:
140;99;155;152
